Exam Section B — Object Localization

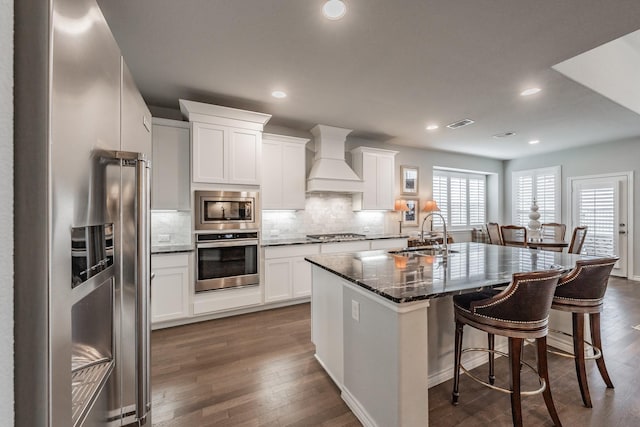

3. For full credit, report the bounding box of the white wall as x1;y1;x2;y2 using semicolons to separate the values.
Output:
0;0;14;423
504;138;640;279
346;138;505;237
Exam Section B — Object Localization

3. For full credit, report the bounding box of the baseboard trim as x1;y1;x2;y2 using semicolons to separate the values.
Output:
427;342;508;387
547;331;575;355
342;387;379;427
313;353;343;391
630;275;640;282
151;297;310;330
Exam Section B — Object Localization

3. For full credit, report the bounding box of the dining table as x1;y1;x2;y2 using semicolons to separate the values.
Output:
526;239;569;250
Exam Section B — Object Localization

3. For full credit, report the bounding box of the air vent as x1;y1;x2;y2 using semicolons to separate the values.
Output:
493;131;517;139
446;118;475;129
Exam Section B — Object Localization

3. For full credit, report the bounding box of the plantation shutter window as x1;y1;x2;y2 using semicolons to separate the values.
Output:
512;166;561;226
577;186;615;256
432;169;486;229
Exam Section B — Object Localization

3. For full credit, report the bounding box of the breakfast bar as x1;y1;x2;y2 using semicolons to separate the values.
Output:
305;242;592;427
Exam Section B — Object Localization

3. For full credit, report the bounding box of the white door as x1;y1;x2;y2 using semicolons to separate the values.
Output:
570;174;629;277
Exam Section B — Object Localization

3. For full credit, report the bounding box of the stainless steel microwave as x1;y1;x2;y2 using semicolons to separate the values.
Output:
194;190;260;231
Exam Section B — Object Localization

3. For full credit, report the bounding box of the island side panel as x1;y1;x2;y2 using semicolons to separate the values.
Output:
311;266;344;387
341;285;430;427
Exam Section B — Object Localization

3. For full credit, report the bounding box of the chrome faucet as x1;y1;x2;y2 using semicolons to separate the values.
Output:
421;211;448;257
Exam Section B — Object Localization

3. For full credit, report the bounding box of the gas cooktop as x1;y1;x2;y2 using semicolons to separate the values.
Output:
306;233;366;242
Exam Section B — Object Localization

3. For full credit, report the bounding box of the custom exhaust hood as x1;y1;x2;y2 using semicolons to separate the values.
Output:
307;124;364;193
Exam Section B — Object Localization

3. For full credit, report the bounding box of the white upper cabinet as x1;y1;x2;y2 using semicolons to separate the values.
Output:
262;133;309;210
192;122;226;183
351;147;398;210
179;100;271;185
151;118;190;210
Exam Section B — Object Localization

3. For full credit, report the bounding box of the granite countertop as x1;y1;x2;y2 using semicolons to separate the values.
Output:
261;233;409;247
305;242;594;304
151;244;195;254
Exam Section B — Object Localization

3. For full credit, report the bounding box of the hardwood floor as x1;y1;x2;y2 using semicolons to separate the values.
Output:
151;303;360;426
151;277;640;426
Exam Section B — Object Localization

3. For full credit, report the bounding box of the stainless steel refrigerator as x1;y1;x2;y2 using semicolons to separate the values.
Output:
14;0;153;425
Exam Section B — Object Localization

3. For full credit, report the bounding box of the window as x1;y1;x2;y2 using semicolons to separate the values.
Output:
575;184;615;256
511;166;561;226
432;169;486;229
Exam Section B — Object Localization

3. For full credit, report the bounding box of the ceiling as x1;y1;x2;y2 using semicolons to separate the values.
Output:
97;0;640;160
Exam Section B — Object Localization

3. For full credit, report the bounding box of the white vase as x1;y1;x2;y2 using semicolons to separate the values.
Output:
528;199;541;241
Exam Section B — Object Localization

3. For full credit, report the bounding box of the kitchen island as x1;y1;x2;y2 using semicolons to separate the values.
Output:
305;242;591;427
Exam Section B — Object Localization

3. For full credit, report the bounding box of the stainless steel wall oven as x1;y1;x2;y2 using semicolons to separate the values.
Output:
195;231;260;292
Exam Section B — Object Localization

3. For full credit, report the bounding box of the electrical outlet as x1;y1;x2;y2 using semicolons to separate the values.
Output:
158;234;171;243
351;300;360;322
270;229;280;236
363;226;370;233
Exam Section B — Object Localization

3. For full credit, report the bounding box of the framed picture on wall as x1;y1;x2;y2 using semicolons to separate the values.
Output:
401;198;419;226
401;165;419;195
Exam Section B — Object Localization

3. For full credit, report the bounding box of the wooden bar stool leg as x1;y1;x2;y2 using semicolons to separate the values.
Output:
537;336;562;427
488;333;495;385
589;312;614;388
573;313;592;408
509;337;524;427
451;321;464;405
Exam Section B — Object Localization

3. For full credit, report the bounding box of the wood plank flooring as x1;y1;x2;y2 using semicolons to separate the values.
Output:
151;277;640;426
151;303;360;426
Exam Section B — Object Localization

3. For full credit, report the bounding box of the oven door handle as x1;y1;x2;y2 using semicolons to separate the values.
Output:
196;240;259;249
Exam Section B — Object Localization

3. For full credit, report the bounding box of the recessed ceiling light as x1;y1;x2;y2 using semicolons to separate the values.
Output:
426;124;439;131
271;90;287;99
322;0;347;20
528;139;540;145
520;87;541;96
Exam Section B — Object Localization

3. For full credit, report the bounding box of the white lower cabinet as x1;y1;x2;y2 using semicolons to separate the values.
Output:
150;239;408;327
320;240;371;254
264;244;320;303
151;253;191;326
370;238;408;250
192;285;262;315
292;257;313;298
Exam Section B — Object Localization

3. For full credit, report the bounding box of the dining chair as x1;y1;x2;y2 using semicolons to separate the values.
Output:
486;223;503;245
501;225;527;247
541;223;566;252
568;226;588;254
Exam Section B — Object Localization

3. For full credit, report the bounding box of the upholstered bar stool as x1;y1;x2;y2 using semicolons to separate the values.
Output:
550;257;618;408
451;270;563;427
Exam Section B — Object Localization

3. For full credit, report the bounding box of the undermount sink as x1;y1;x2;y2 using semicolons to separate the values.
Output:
388;246;459;256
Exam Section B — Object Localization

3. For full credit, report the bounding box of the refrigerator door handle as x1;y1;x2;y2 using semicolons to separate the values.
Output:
135;155;152;425
112;150;152;424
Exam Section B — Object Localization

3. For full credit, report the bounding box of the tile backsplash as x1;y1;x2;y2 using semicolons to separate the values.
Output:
151;211;192;246
262;193;388;238
151;195;419;244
